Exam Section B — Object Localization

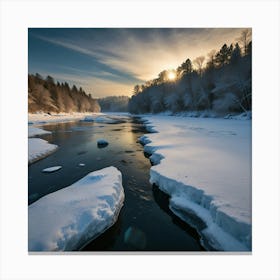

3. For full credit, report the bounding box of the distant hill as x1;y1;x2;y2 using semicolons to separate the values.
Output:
28;74;100;113
98;96;130;112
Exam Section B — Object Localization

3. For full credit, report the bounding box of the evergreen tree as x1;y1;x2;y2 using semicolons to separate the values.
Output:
230;43;241;64
177;58;193;76
128;31;251;115
215;44;232;67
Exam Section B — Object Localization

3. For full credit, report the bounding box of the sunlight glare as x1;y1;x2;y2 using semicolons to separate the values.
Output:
167;71;176;81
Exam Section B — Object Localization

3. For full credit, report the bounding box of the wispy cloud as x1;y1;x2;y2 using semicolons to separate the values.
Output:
31;32;143;82
57;65;127;81
98;28;246;80
30;28;248;96
33;34;100;58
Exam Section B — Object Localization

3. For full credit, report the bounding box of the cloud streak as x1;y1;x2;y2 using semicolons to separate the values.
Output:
29;28;248;97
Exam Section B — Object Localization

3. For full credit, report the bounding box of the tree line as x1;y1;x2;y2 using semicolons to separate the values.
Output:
28;74;100;113
129;29;252;115
98;96;129;112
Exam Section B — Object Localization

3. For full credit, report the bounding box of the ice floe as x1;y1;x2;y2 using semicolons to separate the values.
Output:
28;166;124;251
42;166;62;173
28;138;58;164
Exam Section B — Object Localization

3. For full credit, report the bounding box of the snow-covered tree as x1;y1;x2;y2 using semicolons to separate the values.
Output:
237;29;252;56
28;74;100;113
128;30;251;115
193;56;205;76
98;96;130;112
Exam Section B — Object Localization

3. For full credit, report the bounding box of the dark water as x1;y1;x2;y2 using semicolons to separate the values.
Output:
28;116;204;251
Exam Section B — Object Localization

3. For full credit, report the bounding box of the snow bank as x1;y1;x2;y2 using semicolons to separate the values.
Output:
28;126;51;137
141;115;251;251
139;110;252;120
29;113;82;163
224;111;252;120
138;135;151;145
28;125;57;164
29;166;124;251
28;138;58;164
28;112;98;125
28;112;130;125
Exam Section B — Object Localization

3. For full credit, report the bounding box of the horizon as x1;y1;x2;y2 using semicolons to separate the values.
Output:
28;28;246;98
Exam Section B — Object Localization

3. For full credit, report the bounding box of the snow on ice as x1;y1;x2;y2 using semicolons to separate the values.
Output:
28;112;93;125
42;166;62;173
28;166;124;251
28;126;51;137
28;112;87;163
140;115;251;251
28;112;130;125
28;138;58;164
28;118;57;164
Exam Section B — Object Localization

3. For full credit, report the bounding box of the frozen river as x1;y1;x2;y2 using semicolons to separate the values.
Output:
28;116;204;251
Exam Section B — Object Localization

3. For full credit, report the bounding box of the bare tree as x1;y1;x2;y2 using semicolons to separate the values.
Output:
237;29;252;55
207;49;216;68
193;56;205;75
133;85;141;95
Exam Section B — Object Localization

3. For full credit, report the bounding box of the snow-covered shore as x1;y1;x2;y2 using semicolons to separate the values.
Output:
28;113;97;164
28;112;131;125
29;167;124;251
28;112;131;164
28;112;98;125
28;112;251;251
28;124;56;164
139;115;251;251
28;126;51;137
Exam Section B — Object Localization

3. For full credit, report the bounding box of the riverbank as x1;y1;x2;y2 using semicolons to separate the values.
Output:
28;112;98;125
139;114;251;251
28;112;132;164
28;112;131;125
28;115;204;251
28;112;251;251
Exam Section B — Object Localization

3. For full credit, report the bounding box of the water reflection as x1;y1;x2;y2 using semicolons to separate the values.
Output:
124;226;147;249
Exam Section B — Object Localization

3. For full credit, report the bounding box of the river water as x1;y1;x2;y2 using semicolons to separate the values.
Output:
28;115;204;251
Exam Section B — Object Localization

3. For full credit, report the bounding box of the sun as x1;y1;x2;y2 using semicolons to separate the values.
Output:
167;71;176;81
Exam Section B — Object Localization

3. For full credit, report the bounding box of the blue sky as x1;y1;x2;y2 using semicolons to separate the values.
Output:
28;28;245;98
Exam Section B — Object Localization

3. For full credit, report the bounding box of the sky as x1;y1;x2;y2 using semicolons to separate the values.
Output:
28;28;246;98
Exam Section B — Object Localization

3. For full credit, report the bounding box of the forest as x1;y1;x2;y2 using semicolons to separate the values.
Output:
98;96;129;112
28;30;251;116
129;30;252;115
28;74;100;113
